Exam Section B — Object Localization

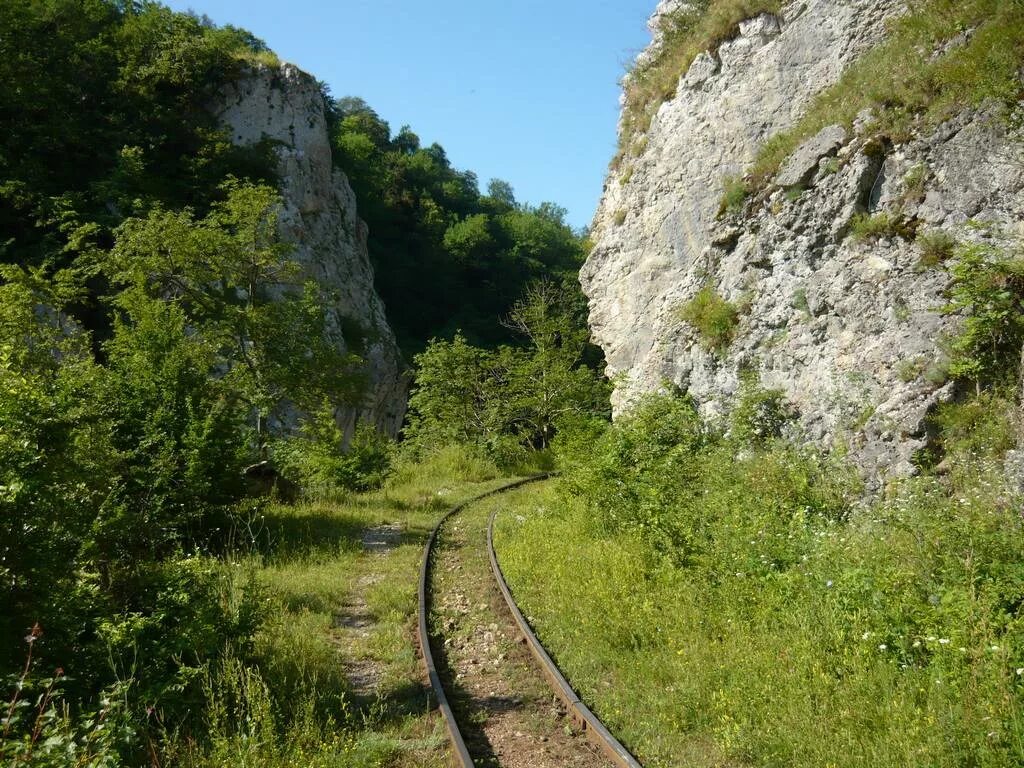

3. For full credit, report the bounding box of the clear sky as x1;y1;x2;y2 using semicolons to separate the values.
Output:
162;0;656;230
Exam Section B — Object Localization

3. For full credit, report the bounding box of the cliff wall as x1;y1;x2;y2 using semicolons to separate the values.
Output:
215;64;406;437
584;0;1024;479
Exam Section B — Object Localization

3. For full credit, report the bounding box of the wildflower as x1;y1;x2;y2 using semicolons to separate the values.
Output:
990;645;1000;652
878;643;888;651
912;640;921;648
1015;668;1023;676
862;631;872;640
938;638;950;645
826;580;833;588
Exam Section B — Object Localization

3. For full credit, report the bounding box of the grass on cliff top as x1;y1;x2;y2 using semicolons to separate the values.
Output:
747;0;1024;188
615;0;783;169
493;395;1024;768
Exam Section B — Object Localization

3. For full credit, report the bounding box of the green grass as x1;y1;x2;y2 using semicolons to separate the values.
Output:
718;175;750;216
164;445;515;767
917;229;958;268
850;212;913;242
747;0;1024;189
678;286;741;353
494;421;1024;768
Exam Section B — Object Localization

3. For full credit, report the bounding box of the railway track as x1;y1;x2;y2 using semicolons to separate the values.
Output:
416;476;642;768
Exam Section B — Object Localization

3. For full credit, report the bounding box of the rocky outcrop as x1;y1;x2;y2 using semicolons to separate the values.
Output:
584;0;1024;480
215;63;406;437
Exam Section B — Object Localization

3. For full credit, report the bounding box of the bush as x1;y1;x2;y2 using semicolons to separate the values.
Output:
944;244;1024;390
718;175;748;216
729;373;796;445
678;286;740;353
850;212;909;242
497;390;1022;767
274;407;395;495
917;228;957;267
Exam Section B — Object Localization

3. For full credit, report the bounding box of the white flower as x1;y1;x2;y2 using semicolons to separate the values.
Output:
1015;668;1023;676
862;631;872;640
912;640;922;648
939;638;950;645
878;643;888;651
826;580;833;588
990;645;1000;652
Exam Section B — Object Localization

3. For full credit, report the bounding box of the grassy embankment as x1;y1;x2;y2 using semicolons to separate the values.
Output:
492;393;1024;768
163;447;516;768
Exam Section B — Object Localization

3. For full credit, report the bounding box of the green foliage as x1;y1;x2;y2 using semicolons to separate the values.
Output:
678;286;740;353
944;243;1024;390
404;281;610;466
791;286;811;316
747;0;1024;189
850;211;910;242
330;98;588;354
0;0;278;277
496;393;1024;767
273;407;395;495
106;180;362;435
902;162;929;203
917;228;957;267
718;175;749;216
928;392;1019;467
729;373;796;445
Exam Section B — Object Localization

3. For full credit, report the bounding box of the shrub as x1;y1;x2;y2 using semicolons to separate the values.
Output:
791;287;811;316
850;212;908;242
902;162;929;203
917;229;957;268
944;243;1024;390
678;286;740;353
274;407;395;495
718;175;749;216
730;373;796;445
613;208;627;226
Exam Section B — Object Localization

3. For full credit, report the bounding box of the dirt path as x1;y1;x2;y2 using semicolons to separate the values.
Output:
332;523;404;700
429;493;612;768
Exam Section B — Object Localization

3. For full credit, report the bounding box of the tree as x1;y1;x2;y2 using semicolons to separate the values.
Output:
501;280;611;448
486;178;516;207
106;180;362;447
404;280;609;461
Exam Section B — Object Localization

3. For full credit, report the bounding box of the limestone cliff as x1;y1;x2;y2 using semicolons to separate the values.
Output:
584;0;1024;480
214;63;406;437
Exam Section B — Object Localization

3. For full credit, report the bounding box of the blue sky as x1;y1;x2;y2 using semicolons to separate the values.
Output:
163;0;656;229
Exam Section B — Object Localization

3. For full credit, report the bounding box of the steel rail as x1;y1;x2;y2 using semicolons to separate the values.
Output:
487;504;643;768
416;474;554;768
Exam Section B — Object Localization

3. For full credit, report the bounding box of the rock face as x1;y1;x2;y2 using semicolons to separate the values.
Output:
215;63;406;437
584;0;1024;480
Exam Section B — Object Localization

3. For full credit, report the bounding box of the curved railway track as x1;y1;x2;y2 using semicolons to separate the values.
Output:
416;475;642;768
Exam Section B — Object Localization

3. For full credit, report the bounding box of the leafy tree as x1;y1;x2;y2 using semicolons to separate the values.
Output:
486;178;516;207
404;280;609;463
500;280;611;448
106;180;362;446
